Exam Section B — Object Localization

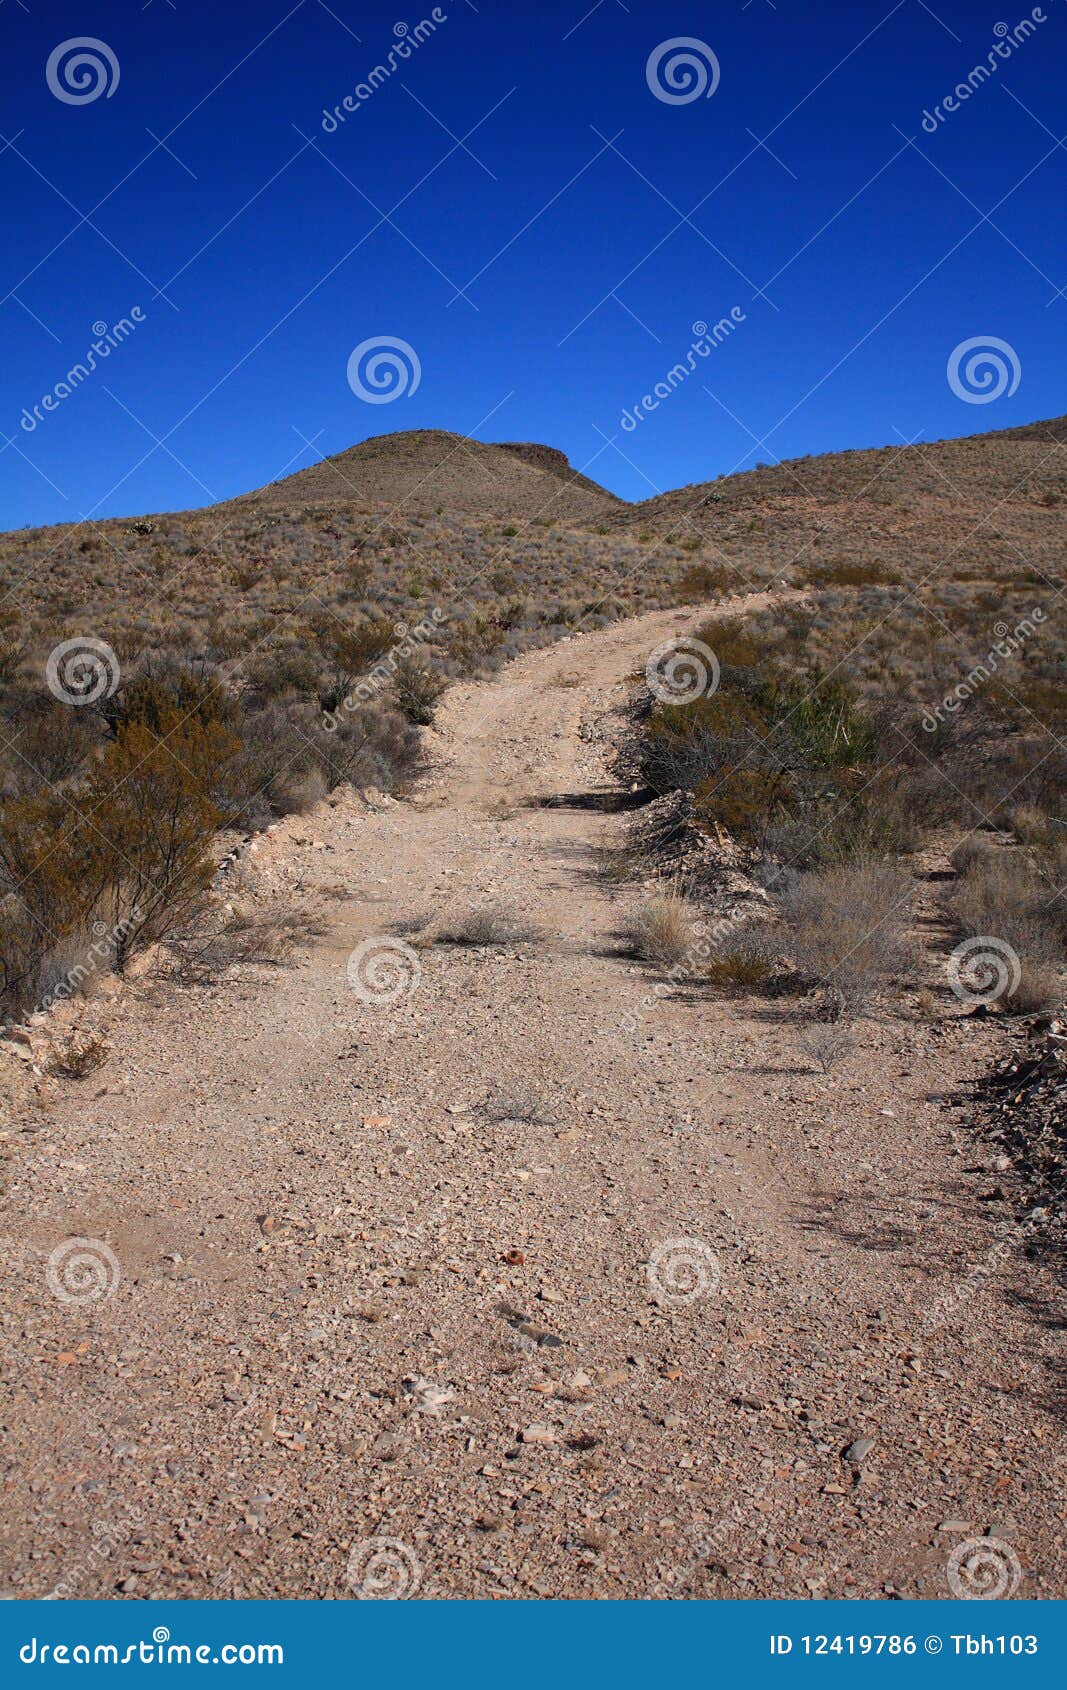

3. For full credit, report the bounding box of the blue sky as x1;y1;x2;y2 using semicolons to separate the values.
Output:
2;0;1065;528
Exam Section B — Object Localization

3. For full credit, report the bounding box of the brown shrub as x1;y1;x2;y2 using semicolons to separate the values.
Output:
393;654;446;725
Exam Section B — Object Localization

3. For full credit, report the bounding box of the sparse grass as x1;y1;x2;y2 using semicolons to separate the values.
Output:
168;905;315;980
947;849;1063;1013
797;1021;856;1073
435;907;543;948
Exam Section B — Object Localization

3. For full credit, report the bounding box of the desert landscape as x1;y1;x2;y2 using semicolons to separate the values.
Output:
0;418;1064;1600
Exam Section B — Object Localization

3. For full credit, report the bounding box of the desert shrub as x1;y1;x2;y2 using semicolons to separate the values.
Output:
100;654;231;736
1009;803;1052;846
797;1021;855;1072
781;860;912;1015
950;835;998;876
448;616;506;671
811;559;899;587
676;562;732;602
0;712;232;1010
0;614;29;685
244;646;323;699
267;763;328;816
343;556;374;598
81;713;236;969
393;654;446;725
1;699;101;796
46;1029;110;1079
313;702;421;794
314;618;396;706
169;907;305;981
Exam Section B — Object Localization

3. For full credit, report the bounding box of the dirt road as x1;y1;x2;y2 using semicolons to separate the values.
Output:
1;600;1063;1601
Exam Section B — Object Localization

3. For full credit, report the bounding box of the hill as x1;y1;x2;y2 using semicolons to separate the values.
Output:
232;428;619;521
620;416;1067;588
0;417;1063;692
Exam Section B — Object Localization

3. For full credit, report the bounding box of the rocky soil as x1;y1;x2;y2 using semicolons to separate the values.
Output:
0;598;1063;1602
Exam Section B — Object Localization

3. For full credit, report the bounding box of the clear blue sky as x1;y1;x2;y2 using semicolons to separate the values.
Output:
2;0;1065;528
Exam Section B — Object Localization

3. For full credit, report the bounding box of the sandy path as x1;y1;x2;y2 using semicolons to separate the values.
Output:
0;598;1063;1602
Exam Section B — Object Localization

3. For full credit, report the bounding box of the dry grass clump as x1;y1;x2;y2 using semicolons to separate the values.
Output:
169;906;311;981
950;835;1000;877
435;907;543;948
702;925;779;993
623;883;697;967
948;848;1062;1014
782;860;912;1016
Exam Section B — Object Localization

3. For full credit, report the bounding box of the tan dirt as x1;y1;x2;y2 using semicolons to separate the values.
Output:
1;597;1063;1601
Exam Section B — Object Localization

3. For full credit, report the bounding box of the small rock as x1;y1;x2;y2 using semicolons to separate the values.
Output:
844;1437;875;1465
521;1423;557;1445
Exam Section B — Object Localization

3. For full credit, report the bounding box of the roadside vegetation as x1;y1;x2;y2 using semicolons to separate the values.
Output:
627;584;1065;1043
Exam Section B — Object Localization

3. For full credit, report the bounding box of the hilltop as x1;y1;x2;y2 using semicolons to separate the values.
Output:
231;428;620;522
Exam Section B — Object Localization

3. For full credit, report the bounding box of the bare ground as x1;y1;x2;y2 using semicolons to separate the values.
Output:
1;598;1063;1601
